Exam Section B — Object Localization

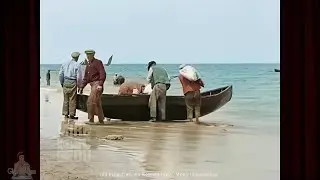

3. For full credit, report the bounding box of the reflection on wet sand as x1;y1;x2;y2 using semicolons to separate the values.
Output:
42;121;279;180
142;127;167;172
56;137;92;163
179;127;201;166
41;88;279;180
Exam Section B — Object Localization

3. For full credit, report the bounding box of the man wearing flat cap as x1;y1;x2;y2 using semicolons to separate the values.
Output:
146;60;171;122
59;52;81;120
78;49;106;124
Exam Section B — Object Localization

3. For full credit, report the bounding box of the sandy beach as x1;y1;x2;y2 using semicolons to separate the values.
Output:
40;87;279;180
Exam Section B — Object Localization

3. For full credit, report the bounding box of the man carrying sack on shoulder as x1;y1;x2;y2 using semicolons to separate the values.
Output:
78;49;106;124
178;64;204;124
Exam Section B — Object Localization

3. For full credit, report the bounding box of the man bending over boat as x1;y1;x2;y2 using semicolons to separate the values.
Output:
59;52;81;120
146;61;171;122
78;49;106;124
178;64;204;124
118;82;145;95
113;73;125;85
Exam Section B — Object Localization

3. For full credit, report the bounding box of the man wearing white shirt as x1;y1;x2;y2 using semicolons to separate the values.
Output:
59;52;81;120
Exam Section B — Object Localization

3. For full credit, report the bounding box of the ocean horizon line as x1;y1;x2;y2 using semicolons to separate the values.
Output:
40;62;280;65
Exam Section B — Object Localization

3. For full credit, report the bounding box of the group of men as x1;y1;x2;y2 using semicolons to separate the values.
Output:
58;49;205;124
146;61;204;123
116;61;205;123
59;49;106;124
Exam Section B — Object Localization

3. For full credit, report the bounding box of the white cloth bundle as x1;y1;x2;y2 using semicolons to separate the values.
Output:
179;65;200;81
132;88;139;94
143;83;153;94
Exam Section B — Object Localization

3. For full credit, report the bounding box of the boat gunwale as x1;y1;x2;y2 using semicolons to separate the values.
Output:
200;85;232;98
76;85;233;120
96;85;232;99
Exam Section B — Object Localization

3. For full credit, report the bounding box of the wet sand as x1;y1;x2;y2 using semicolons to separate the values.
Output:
40;88;279;180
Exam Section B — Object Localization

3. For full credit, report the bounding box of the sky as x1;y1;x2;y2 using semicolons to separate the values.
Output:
40;0;280;64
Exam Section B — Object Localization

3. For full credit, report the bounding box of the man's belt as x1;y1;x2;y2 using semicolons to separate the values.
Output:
64;77;76;81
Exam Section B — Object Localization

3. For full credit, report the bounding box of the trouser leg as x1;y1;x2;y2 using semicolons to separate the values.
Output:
194;90;201;122
68;85;77;116
184;92;194;121
62;86;70;116
96;91;105;122
149;87;157;119
87;89;95;122
87;82;105;122
157;84;167;120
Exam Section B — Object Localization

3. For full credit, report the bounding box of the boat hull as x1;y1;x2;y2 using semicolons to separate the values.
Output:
76;85;233;121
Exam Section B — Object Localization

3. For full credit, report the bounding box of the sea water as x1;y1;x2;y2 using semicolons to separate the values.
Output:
40;63;280;135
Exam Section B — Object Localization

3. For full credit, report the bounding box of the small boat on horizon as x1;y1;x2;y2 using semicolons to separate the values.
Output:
274;69;280;72
76;85;233;121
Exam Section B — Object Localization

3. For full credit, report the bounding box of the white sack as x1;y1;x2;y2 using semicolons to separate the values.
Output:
143;83;153;94
179;65;200;81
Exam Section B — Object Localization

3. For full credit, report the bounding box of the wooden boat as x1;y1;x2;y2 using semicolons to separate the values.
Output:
274;69;280;72
76;85;233;121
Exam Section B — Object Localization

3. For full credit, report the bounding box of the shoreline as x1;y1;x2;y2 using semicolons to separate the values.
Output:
40;85;279;135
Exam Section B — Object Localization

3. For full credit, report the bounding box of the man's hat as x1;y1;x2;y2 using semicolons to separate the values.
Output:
147;60;156;70
84;49;95;54
71;52;80;58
